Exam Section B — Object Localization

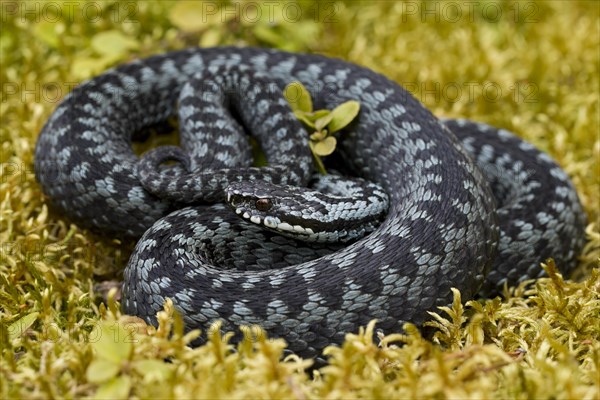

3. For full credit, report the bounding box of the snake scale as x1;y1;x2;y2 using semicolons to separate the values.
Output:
34;47;586;358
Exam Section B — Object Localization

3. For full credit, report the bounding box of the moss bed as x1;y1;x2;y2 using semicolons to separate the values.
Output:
1;1;599;398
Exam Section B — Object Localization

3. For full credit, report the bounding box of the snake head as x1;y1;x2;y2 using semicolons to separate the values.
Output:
224;178;388;243
224;181;320;241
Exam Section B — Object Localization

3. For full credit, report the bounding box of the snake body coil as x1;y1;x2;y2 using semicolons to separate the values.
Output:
34;47;586;357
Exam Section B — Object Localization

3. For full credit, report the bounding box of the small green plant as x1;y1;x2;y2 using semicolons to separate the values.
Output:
85;320;175;400
283;81;360;174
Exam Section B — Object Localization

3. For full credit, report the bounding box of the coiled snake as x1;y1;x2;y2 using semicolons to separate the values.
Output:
34;47;586;358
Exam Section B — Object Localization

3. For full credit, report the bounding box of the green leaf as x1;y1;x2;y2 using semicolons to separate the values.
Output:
70;57;103;80
168;1;214;32
86;359;120;384
90;322;133;364
71;55;121;80
284;82;312;113
328;100;361;133
315;113;334;131
279;20;320;49
91;30;138;58
293;111;316;129
94;375;131;400
310;131;328;141
8;312;39;341
33;21;60;48
199;28;222;48
310;136;337;156
307;110;331;121
132;360;174;382
253;24;286;47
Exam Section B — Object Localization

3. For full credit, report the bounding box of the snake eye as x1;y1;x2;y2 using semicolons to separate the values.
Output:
255;198;272;211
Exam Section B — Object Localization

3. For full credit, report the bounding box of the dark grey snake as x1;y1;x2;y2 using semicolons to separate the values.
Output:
34;47;586;358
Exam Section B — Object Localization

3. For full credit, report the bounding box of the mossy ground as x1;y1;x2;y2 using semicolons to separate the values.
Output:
1;1;598;398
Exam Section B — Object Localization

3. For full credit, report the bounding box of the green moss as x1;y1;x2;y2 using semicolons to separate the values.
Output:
1;1;598;398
